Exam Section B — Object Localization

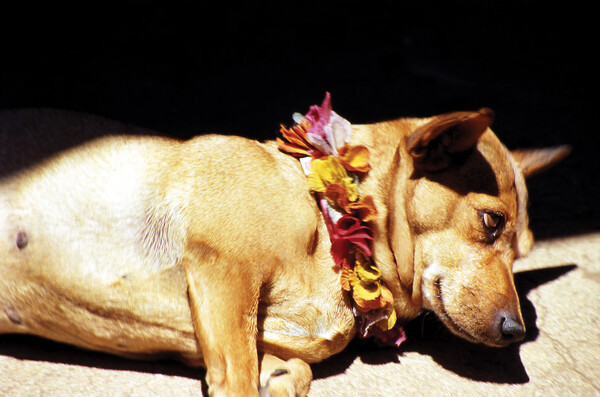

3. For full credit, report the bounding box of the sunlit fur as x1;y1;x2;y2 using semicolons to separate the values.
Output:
0;109;567;396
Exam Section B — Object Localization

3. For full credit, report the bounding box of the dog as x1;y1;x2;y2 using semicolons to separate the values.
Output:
0;96;569;396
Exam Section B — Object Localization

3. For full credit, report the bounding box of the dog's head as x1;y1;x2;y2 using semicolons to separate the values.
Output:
381;109;569;347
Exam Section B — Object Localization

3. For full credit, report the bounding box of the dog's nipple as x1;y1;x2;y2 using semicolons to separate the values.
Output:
16;231;28;250
5;305;22;325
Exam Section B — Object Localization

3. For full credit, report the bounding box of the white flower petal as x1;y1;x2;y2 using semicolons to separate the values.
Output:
307;132;335;155
292;112;306;124
329;112;353;151
299;157;312;176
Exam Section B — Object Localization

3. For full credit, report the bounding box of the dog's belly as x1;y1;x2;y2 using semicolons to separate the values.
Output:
0;195;202;364
0;261;202;363
0;136;204;362
0;136;183;278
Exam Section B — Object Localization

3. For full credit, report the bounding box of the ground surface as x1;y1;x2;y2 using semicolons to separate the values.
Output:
1;1;598;395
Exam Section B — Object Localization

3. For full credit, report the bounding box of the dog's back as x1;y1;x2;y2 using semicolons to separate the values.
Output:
0;108;158;177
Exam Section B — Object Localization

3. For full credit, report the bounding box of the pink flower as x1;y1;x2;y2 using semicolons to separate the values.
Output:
304;92;353;155
305;92;332;129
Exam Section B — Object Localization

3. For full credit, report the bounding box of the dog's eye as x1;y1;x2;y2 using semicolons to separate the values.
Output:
479;210;505;242
483;211;501;229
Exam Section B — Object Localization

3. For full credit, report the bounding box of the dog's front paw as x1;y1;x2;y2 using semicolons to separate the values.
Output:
259;368;291;397
259;357;312;397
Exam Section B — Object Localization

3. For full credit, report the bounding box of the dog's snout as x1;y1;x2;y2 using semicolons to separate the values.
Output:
499;315;525;343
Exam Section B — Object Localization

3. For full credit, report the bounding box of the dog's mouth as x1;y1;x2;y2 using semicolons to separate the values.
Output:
429;276;479;344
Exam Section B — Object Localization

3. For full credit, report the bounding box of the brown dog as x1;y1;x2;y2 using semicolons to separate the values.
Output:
0;101;568;396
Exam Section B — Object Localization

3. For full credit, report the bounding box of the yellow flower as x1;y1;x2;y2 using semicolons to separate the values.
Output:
341;248;396;330
375;289;397;331
308;155;358;202
348;250;387;311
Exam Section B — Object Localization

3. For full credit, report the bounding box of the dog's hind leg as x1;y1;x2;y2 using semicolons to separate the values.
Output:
182;244;262;397
259;353;312;397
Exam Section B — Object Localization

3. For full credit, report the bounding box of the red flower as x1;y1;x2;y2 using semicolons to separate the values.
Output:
369;320;407;348
330;215;374;267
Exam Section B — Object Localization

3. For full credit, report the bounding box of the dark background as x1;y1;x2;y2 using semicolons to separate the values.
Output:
1;0;597;237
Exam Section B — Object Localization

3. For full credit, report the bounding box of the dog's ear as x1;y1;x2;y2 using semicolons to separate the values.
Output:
511;145;571;178
407;108;495;172
509;145;571;257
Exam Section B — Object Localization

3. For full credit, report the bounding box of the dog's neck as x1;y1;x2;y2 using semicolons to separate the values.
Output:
350;120;424;322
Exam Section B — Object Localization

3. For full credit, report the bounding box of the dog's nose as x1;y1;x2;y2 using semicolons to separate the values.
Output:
499;315;526;343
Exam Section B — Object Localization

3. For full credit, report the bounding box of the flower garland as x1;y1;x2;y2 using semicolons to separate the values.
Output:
277;93;406;347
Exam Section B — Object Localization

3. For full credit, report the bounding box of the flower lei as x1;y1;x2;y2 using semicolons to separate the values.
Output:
277;93;406;347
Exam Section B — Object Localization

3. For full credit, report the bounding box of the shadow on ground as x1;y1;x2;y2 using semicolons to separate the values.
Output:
0;333;209;394
312;263;577;384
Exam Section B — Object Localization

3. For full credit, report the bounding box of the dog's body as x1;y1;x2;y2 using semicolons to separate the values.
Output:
0;106;568;396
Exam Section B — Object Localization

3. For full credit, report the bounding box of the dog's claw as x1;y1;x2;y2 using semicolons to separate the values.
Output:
259;368;291;397
270;368;289;377
258;387;272;397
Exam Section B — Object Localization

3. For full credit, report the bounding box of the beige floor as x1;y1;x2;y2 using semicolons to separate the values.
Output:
1;232;598;396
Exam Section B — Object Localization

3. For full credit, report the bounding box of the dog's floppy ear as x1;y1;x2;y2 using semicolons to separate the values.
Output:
511;145;571;178
407;108;495;172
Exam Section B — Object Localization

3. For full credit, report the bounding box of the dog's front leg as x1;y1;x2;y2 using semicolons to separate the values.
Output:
259;353;312;397
182;245;261;396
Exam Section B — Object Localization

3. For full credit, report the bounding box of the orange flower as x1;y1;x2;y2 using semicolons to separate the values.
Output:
339;144;370;173
346;195;377;222
276;120;313;157
325;183;350;210
340;259;353;291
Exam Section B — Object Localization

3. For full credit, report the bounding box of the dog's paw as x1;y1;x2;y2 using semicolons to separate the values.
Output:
259;358;311;397
259;368;290;397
